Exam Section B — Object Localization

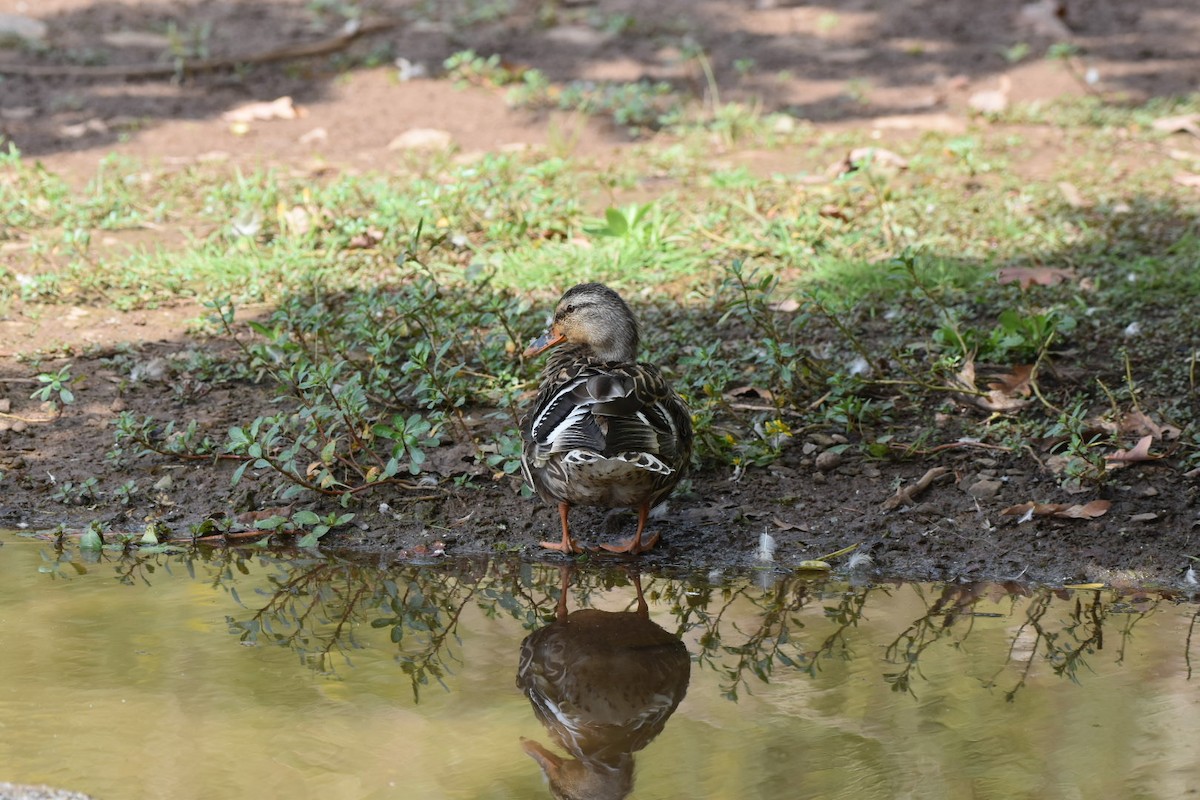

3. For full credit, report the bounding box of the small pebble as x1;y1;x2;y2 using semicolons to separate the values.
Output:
815;450;842;472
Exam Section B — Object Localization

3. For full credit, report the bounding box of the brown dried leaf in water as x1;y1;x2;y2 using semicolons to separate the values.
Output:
222;96;303;123
1105;434;1157;463
997;266;1076;288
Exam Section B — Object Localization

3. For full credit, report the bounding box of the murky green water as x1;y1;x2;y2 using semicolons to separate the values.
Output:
1;532;1198;800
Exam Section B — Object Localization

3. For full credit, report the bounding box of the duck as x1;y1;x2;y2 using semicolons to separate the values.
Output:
520;283;693;555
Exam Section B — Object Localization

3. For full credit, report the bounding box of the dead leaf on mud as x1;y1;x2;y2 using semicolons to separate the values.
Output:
1099;409;1182;441
1129;512;1159;523
996;266;1076;288
724;385;775;405
1057;181;1090;208
1105;434;1158;464
222;96;303;123
771;516;809;532
953;361;1033;413
1001;499;1111;520
1152;113;1200;136
968;76;1011;115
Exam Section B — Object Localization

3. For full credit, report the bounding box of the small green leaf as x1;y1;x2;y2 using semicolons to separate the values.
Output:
604;207;628;236
292;509;320;526
79;529;103;550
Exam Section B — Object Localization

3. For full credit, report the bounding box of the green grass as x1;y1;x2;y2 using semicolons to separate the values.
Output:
2;86;1199;523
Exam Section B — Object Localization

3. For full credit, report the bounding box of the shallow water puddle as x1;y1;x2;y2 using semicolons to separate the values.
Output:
1;532;1198;799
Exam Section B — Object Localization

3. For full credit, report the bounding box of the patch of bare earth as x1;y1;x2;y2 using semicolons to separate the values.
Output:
1;1;1198;586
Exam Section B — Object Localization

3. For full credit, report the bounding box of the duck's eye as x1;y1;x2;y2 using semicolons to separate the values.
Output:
563;304;576;314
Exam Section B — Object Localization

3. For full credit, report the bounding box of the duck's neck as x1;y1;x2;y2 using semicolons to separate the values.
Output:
544;341;635;372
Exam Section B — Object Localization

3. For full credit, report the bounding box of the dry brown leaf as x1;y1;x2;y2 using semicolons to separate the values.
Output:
1172;173;1200;188
1001;499;1111;519
222;96;303;123
724;385;775;404
1152;113;1200;136
1105;434;1157;464
954;360;1032;413
997;266;1076;288
986;364;1034;396
1057;181;1089;209
1108;409;1182;441
968;76;1011;115
831;147;908;176
770;298;801;313
771;516;809;532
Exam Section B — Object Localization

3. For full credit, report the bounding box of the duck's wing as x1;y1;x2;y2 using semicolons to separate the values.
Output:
524;362;691;465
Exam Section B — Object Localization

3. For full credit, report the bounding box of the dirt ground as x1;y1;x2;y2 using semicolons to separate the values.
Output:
1;0;1198;587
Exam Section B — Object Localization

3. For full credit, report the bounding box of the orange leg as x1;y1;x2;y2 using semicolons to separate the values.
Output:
539;502;583;554
599;503;660;555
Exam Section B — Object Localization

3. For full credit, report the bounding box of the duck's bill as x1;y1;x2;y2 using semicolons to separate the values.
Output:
523;329;565;357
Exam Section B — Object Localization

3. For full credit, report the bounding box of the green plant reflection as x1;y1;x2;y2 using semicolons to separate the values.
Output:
35;539;1200;706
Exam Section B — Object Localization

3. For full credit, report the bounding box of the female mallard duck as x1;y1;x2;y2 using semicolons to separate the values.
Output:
521;283;692;555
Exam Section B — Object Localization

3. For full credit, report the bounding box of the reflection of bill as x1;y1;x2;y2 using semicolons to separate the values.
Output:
516;568;691;800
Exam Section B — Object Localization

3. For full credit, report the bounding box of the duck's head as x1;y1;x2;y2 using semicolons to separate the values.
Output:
524;283;640;364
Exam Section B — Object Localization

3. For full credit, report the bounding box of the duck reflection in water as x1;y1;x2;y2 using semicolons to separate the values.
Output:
516;567;691;800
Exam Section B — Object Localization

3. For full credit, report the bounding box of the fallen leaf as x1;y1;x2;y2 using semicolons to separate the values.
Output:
1057;181;1089;208
724;385;775;404
831;147;908;176
1172;173;1200;188
1128;512;1159;523
771;516;809;532
968;76;1011;115
986;364;1034;397
387;128;454;151
1063;582;1106;590
954;360;1032;413
1105;434;1157;464
1001;499;1111;519
770;298;801;313
1103;409;1182;441
222;96;303;123
1152;113;1200;136
997;266;1076;288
